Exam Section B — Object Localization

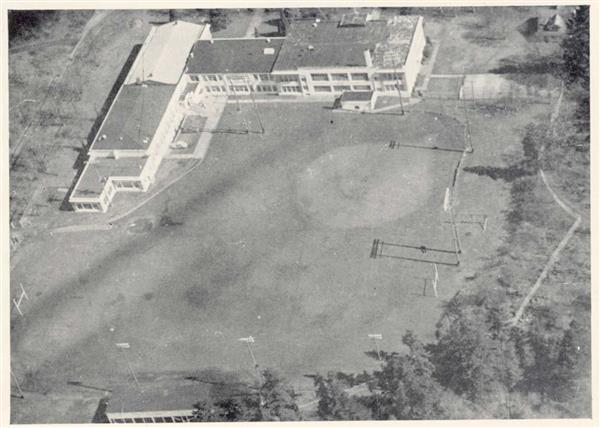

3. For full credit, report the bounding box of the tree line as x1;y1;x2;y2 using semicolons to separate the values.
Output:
187;287;589;421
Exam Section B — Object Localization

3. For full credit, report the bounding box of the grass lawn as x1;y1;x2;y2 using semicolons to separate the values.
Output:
11;98;558;423
427;6;562;74
11;101;468;422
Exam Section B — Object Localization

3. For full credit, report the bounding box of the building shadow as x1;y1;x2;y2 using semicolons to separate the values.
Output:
91;397;109;423
60;44;143;212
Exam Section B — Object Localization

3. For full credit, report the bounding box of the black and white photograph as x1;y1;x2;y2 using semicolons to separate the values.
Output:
2;2;596;425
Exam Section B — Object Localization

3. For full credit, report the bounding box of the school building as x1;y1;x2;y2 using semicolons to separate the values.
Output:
70;13;426;212
185;14;425;98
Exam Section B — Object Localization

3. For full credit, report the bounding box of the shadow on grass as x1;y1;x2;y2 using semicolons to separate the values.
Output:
91;397;109;423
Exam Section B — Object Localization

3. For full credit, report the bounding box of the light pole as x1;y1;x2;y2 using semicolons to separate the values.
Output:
368;333;383;361
245;76;265;134
238;336;264;406
115;343;140;390
11;370;25;399
393;60;405;115
238;336;260;375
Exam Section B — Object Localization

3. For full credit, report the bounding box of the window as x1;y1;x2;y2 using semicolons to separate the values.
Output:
173;416;185;422
259;73;272;81
375;72;402;81
330;73;349;81
257;85;277;92
310;73;329;81
333;85;351;92
384;84;399;91
143;417;154;423
351;73;369;81
204;74;220;81
230;85;249;92
353;85;372;91
81;202;100;210
314;85;332;92
163;417;174;423
189;75;199;82
133;418;145;423
281;86;301;93
273;74;299;82
154;417;164;423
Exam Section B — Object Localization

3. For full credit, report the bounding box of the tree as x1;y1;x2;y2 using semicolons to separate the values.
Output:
561;6;589;87
208;9;231;32
561;6;590;133
259;369;301;421
429;301;522;402
313;373;371;420
368;331;448;420
191;369;300;422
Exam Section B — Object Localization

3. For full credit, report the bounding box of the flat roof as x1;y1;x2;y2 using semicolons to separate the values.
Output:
125;21;207;85
187;38;285;74
273;16;420;71
90;83;176;152
107;381;209;415
340;90;374;101
72;156;148;198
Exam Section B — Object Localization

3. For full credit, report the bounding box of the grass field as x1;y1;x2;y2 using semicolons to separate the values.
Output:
11;102;469;422
426;7;562;74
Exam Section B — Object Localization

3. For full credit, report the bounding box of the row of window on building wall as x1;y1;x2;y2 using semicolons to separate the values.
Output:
189;72;403;84
109;415;193;423
203;83;402;94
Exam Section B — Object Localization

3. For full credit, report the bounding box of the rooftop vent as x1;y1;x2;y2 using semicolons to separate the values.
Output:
308;45;314;51
264;47;275;55
312;22;318;27
266;38;271;43
209;39;214;44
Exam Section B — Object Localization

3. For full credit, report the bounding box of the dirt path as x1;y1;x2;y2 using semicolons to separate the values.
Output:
510;169;581;326
10;10;111;163
69;10;112;59
510;85;581;326
244;10;264;37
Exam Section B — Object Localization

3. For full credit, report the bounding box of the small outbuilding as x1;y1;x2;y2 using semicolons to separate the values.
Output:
542;14;567;32
338;91;377;112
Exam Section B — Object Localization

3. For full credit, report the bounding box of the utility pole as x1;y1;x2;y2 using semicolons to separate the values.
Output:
115;343;140;390
368;333;383;361
11;370;25;399
239;336;264;406
394;60;405;115
461;90;474;153
246;76;264;134
238;336;261;380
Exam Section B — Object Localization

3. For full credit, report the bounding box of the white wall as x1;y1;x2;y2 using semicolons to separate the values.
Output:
402;16;426;96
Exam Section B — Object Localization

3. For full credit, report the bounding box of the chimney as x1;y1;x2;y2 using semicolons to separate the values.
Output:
363;49;373;67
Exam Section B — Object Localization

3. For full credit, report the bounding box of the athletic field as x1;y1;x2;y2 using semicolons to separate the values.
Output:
11;101;467;421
